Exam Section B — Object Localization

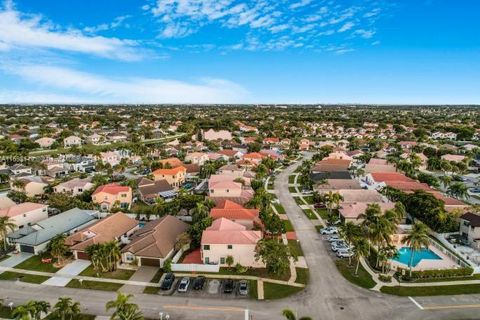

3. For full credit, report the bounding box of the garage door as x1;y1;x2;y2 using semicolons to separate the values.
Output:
76;251;90;260
20;245;35;253
140;257;160;267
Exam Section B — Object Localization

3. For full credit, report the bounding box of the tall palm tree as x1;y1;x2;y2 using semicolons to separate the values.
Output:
282;309;312;320
352;238;370;276
0;216;16;251
47;234;68;266
324;191;343;217
401;222;430;276
106;293;143;320
51;297;81;320
447;182;469;199
26;301;50;320
12;305;32;320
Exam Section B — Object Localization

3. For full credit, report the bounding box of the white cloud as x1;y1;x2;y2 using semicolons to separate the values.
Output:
0;4;141;60
338;22;355;33
2;64;248;103
289;0;312;10
0;89;98;104
353;29;376;39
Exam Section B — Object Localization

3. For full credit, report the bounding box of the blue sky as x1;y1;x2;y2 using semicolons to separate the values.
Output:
0;0;479;104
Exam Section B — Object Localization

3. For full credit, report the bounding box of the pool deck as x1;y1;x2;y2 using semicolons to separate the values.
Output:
390;244;459;271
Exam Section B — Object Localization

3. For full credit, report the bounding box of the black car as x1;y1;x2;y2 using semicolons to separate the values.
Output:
192;276;206;290
160;273;175;290
223;279;235;293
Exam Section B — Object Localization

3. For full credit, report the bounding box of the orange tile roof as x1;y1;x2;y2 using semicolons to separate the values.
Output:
153;165;186;176
93;183;131;195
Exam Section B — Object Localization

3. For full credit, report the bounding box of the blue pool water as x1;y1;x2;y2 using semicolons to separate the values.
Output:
392;247;441;267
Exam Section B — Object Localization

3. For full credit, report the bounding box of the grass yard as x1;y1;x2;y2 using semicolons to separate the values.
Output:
288;175;296;184
293;197;305;205
14;255;60;273
302;196;314;204
0;305;13;319
288;186;297;193
44;314;96;320
0;255;10;262
263;283;304;300
143;269;164;294
249;280;258;299
381;284;480;296
273;203;286;214
335;259;376;289
79;265;135;280
303;209;317;220
295;268;310;285
288;240;304;257
316;209;330;220
219;267;290;282
66;279;123;291
0;271;50;284
283;219;294;232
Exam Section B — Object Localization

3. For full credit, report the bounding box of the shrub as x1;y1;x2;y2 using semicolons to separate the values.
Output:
379;274;392;283
395;267;473;281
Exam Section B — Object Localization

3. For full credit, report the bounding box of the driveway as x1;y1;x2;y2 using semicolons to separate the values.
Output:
121;266;159;294
42;260;91;287
0;253;33;268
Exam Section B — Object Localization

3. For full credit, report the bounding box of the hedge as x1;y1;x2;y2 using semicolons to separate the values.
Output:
395;267;473;281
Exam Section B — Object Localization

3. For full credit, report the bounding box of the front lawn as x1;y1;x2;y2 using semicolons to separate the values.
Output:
335;259;376;289
0;255;10;262
219;267;290;282
288;240;304;257
14;255;60;273
66;279;123;291
303;209;317;220
381;284;480;296
288;186;297;193
273;203;286;214
263;283;304;300
295;268;309;285
316;209;330;220
143;269;164;294
302;196;314;204
293;197;305;205
0;271;50;284
249;280;258;299
283;220;294;232
0;305;13;319
79;266;135;280
288;175;296;184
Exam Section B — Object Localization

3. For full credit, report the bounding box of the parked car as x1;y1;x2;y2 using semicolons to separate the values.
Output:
223;279;235;293
314;203;326;209
193;276;206;290
238;280;249;296
327;235;342;243
160;273;175;290
320;227;338;235
336;249;354;258
177;277;190;292
331;242;349;252
470;187;480;193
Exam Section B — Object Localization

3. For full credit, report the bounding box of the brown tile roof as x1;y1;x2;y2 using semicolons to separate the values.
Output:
312;159;351;172
122;215;188;258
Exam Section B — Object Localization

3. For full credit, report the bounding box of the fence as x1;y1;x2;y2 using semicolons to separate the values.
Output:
171;263;220;273
429;231;474;269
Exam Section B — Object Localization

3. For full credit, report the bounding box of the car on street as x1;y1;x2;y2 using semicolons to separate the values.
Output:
314;203;326;209
327;235;342;242
238;280;249;296
160;273;175;290
223;279;235;293
336;249;354;258
331;242;350;252
193;276;206;290
177;277;190;292
320;227;338;235
470;187;480;193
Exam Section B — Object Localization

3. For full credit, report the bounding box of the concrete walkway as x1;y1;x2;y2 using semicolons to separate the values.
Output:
121;266;159;293
42;260;91;287
0;253;33;268
257;280;264;300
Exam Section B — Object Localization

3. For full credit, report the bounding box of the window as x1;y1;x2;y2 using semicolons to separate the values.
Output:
203;245;210;250
226;189;229;193
220;257;225;264
205;257;210;264
121;193;127;198
227;245;233;249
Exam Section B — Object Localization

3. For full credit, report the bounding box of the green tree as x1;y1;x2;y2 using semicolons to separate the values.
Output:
282;309;312;320
401;222;430;276
352;238;370;275
51;297;81;320
106;293;143;320
47;234;68;266
0;216;16;251
255;239;296;276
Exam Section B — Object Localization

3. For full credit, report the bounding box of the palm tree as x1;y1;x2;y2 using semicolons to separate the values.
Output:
47;234;68;266
106;292;143;320
401;222;430;276
282;309;312;320
447;182;469;199
376;244;398;274
12;305;32;320
51;297;81;320
324;191;343;217
0;216;16;251
26;301;50;320
352;238;370;275
438;175;452;188
191;202;209;222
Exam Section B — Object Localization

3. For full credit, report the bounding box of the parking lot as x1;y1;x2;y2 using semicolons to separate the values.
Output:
157;275;253;300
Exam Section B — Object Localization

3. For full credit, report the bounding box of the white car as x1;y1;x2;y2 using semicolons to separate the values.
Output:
331;242;349;252
321;227;338;235
177;277;190;292
336;249;354;258
327;235;342;242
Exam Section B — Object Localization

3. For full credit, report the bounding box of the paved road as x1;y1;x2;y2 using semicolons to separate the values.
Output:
2;156;480;319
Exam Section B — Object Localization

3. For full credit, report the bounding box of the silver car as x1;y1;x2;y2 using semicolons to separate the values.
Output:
177;277;190;292
238;280;249;296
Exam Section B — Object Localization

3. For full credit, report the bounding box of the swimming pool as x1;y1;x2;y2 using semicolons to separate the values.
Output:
392;247;441;267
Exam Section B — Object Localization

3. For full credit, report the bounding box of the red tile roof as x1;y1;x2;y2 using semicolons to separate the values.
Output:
93;183;130;195
370;172;413;183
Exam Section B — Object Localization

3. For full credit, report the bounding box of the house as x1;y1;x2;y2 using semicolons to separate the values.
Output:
54;177;94;196
263;137;280;145
152;166;186;188
299;139;311;151
92;183;133;211
242;152;265;166
0;196;15;209
441;154;466;163
7;208;97;254
218;149;243;159
158;157;184;168
208;175;254;206
137;177;175;203
312;159;351;173
365;158;397;173
86;133;102;145
315;179;362;191
326;151;353;161
201;218;263;267
35;137;55;148
185;152;209;165
210;200;260;229
64;135;82;148
100;151;123;167
203;129;232;141
459;212;480;248
67;157;95;173
339;202;396;225
10;176;49;197
65;212;138;260
122;215;188;267
10;164;32;175
0;202;48;230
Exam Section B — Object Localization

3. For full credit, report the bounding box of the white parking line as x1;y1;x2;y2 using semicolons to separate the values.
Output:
408;296;424;310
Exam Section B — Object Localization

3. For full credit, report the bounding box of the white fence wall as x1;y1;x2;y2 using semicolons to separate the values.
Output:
171;263;219;273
